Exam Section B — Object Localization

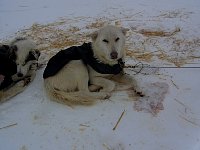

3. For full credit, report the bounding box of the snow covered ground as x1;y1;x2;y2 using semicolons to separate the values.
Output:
0;0;200;150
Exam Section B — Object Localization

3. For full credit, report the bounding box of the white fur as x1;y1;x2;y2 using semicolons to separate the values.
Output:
44;25;143;106
91;25;126;65
44;60;110;106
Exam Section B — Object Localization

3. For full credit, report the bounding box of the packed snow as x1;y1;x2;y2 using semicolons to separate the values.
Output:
0;0;200;150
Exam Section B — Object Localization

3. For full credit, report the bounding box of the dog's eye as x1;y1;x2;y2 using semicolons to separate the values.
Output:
22;63;26;66
103;39;109;43
115;37;120;42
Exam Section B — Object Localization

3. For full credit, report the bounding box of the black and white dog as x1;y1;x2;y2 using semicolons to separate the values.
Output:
43;25;143;106
0;37;40;103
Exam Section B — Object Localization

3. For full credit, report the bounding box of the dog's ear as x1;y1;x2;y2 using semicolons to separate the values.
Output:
90;31;98;41
26;50;40;63
121;27;129;35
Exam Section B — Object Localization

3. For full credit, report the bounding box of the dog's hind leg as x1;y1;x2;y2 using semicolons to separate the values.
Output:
45;81;111;106
111;73;144;97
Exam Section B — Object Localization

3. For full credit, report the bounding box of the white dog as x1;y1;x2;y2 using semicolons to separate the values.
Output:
0;37;40;103
44;25;143;106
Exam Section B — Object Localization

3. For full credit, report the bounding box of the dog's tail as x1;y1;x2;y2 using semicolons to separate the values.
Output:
44;80;96;106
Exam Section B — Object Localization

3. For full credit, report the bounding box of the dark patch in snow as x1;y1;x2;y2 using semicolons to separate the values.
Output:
134;82;169;116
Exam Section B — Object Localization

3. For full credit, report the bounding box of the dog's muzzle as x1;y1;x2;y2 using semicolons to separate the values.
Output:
110;51;118;59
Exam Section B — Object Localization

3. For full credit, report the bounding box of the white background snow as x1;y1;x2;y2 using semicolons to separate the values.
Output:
0;0;200;150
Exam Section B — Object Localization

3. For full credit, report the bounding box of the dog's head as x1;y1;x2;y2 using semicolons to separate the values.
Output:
91;25;128;65
11;39;40;79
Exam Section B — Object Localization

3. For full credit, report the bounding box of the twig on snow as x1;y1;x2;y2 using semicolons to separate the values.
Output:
0;123;18;130
113;110;126;131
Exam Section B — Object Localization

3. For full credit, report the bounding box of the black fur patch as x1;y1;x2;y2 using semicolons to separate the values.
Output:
25;51;37;63
43;43;124;79
25;50;40;64
0;45;17;90
9;45;17;61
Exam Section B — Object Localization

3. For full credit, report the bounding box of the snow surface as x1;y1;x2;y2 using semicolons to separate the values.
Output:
1;0;200;150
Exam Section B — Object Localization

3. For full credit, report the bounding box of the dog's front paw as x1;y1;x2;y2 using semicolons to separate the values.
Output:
101;92;111;99
89;85;102;92
23;77;31;86
30;63;38;71
15;80;25;87
105;92;111;99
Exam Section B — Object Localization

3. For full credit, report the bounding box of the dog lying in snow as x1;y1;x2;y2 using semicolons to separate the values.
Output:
0;37;40;103
43;25;144;106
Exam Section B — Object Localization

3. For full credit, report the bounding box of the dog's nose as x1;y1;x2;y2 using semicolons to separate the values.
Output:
110;51;118;59
17;73;23;77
